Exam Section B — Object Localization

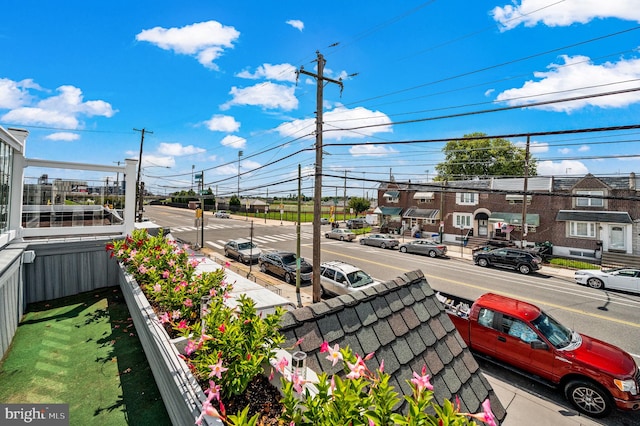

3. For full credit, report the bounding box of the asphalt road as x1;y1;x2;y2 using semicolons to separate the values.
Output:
145;205;640;425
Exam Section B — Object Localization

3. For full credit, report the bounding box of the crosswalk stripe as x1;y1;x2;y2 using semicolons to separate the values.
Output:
206;241;224;249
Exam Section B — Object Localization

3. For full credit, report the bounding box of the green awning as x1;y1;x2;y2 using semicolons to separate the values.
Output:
374;206;403;216
489;212;539;226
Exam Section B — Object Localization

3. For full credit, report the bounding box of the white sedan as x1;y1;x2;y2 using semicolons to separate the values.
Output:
574;268;640;294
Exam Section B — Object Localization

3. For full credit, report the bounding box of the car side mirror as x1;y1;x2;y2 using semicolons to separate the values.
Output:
530;340;548;350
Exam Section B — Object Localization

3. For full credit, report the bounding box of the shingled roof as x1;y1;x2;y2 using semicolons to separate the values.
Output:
278;270;507;421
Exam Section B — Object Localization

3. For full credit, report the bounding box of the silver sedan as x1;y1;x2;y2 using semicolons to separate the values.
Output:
398;240;448;258
359;233;399;249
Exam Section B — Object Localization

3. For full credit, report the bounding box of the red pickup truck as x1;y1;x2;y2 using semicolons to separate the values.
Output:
437;291;640;418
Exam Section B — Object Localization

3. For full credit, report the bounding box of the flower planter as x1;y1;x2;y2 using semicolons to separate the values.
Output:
117;264;222;426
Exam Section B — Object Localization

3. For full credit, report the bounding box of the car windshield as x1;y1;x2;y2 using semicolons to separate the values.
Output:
238;242;256;250
280;254;297;264
347;270;374;288
531;311;574;349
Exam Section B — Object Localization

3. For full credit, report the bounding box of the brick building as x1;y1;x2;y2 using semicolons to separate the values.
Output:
377;173;640;261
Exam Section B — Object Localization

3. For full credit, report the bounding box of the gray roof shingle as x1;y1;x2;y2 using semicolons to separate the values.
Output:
278;270;506;421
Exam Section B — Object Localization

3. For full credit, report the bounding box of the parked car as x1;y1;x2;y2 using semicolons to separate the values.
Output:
399;240;448;258
346;218;368;229
359;233;399;249
574;267;640;294
324;228;356;241
259;251;312;285
473;248;542;275
223;238;262;264
320;260;381;297
214;210;230;218
319;217;329;225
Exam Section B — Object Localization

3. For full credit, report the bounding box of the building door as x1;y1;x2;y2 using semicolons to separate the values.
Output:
609;225;625;252
478;219;488;237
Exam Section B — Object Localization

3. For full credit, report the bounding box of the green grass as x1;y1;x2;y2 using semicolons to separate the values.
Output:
548;257;600;270
0;287;170;426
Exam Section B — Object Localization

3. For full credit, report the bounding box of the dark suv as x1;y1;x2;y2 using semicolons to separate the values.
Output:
346;218;368;229
258;251;312;285
473;248;542;275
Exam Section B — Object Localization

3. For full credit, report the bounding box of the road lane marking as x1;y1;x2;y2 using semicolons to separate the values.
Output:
206;241;223;249
321;247;640;329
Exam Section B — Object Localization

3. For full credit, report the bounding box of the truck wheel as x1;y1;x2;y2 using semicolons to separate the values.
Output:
518;264;531;275
587;277;604;290
400;246;407;253
428;250;437;258
564;380;612;418
477;258;489;267
284;273;293;284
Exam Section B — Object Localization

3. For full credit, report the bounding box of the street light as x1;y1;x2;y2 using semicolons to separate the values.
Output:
237;150;243;213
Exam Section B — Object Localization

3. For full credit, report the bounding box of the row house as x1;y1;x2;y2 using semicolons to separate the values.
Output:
377;173;640;261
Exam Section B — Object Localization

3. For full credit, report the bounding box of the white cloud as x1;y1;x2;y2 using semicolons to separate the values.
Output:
220;135;246;149
578;145;590;152
558;147;571;154
158;142;206;156
45;132;80;141
492;0;640;31
236;63;297;82
0;78;41;109
537;160;588;176
1;83;115;128
515;140;548;153
210;159;261;176
349;144;398;157
136;21;240;70
286;19;304;31
204;114;240;132
221;82;298;111
276;105;392;141
495;55;640;112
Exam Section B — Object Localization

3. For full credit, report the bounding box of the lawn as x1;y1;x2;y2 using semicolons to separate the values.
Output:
0;287;171;426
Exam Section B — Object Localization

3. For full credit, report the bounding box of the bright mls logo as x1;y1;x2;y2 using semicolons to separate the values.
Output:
1;404;68;425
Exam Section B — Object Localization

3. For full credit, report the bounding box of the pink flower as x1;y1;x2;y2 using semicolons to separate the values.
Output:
162;270;170;279
379;359;385;373
171;310;181;320
205;380;221;401
177;320;188;329
291;372;305;393
208;359;228;379
184;298;193;307
224;261;230;268
326;344;343;366
153;284;162;292
467;399;497;426
319;341;329;353
218;324;226;333
346;355;367;379
275;356;289;374
294;338;304;347
185;340;198;355
209;288;217;297
411;365;434;395
138;265;148;274
159;312;170;323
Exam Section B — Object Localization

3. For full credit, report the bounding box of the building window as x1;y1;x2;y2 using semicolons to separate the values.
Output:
569;221;596;238
0;140;13;234
453;213;472;229
456;192;477;205
575;190;604;207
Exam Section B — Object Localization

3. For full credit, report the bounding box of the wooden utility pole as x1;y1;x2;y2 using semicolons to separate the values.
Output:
521;135;531;247
297;51;343;303
134;128;153;222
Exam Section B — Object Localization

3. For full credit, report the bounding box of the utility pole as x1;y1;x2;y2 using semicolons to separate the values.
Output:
343;170;347;221
521;135;530;248
134;128;153;222
297;51;343;303
296;164;302;308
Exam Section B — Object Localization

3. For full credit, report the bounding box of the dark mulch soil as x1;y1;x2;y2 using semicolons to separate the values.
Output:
221;375;284;424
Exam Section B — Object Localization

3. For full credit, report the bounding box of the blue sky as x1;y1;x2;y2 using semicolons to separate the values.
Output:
2;1;640;198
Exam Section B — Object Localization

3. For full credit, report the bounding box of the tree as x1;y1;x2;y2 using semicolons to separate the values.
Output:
348;197;371;216
229;195;241;212
434;132;537;180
